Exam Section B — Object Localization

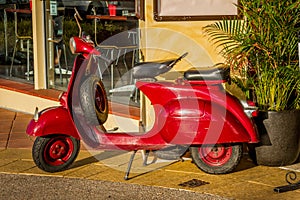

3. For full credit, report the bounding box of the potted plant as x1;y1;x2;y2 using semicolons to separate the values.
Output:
203;0;300;166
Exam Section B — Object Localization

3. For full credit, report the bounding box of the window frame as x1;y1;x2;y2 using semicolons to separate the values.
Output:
153;0;241;21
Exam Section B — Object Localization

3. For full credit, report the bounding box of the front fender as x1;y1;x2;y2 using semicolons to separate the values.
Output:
26;106;80;139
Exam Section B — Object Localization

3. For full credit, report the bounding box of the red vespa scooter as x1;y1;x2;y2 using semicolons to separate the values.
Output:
26;10;259;179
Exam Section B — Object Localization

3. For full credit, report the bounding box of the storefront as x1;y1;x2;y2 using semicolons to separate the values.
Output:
1;0;138;88
0;0;238;114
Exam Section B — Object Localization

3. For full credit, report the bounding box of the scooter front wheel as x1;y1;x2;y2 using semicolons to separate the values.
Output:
32;135;80;173
190;143;242;174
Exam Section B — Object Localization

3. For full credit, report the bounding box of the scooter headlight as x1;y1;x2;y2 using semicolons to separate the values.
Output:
69;37;76;54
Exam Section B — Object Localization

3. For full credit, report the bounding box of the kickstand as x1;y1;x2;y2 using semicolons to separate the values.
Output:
124;150;137;180
142;150;157;166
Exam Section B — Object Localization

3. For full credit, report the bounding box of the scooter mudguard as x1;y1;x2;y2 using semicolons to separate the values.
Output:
26;106;80;139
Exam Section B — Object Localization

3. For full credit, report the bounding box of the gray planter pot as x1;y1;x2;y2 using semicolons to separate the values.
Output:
254;110;300;166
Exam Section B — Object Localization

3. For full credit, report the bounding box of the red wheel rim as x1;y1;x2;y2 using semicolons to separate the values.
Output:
198;145;232;166
44;136;74;166
95;82;106;113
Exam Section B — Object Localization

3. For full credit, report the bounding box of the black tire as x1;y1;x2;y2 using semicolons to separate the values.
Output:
190;143;242;174
80;76;109;125
32;135;80;173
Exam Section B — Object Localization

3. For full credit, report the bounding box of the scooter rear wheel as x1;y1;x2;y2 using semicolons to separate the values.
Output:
32;135;80;173
80;76;109;125
190;143;242;174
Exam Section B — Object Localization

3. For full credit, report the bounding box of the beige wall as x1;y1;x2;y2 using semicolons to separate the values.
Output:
139;0;224;72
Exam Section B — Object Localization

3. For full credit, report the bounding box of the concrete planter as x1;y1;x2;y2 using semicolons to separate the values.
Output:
254;110;300;166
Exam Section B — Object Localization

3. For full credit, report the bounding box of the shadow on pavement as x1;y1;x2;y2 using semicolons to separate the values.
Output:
71;150;127;169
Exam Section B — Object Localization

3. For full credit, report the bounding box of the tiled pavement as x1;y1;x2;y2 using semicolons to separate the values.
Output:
0;108;34;149
1;108;300;199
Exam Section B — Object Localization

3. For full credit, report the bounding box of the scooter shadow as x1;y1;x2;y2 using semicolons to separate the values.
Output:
234;155;257;173
70;150;179;180
70;150;127;169
71;151;257;175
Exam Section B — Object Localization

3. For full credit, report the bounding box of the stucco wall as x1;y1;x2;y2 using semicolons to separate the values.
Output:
139;0;224;72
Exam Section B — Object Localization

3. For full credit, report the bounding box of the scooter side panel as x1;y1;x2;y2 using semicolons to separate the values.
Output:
137;81;258;145
26;106;80;139
160;99;254;144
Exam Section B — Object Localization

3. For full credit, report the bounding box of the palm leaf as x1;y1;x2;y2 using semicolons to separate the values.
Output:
203;0;300;111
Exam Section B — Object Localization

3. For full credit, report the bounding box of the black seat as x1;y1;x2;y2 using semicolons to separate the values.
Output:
132;53;188;79
184;66;230;81
132;60;175;79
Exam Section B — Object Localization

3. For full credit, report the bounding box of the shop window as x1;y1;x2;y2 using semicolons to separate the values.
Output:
154;0;240;21
47;0;139;108
0;1;33;82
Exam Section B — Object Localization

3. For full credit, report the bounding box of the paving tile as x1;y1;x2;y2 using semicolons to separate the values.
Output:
0;159;18;167
73;150;104;165
207;180;272;199
63;164;107;178
0;133;9;141
0;116;14;122
0;123;13;133
127;165;206;186
87;165;130;182
22;163;87;177
98;153;176;174
0;160;36;173
0;141;8;149
0;149;32;160
6;130;33;149
216;165;269;181
8;132;30;140
22;151;101;177
0;109;16;119
250;169;300;187
7;138;33;149
96;151;133;167
11;118;31;133
280;162;300;172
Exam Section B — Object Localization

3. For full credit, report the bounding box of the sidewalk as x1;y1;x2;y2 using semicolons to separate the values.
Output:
0;108;34;149
1;107;300;199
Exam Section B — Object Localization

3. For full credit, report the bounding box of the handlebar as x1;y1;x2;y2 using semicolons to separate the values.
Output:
74;7;83;21
74;7;83;37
